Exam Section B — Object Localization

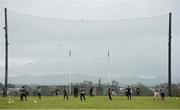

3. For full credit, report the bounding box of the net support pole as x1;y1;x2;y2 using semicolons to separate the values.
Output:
3;8;8;97
168;12;172;97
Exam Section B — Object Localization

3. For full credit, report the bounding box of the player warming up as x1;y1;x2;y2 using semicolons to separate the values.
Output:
107;87;112;101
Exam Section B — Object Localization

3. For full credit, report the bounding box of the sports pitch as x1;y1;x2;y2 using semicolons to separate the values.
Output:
0;96;180;109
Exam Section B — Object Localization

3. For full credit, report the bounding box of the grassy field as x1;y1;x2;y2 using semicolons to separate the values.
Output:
0;96;180;109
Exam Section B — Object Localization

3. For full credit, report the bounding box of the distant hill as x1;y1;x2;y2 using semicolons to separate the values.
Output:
0;73;178;86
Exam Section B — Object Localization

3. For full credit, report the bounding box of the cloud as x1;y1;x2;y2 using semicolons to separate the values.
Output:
138;75;157;79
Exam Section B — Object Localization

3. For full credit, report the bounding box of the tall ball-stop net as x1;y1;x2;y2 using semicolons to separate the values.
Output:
6;10;168;86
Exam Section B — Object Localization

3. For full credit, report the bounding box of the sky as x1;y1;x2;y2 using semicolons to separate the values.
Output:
0;0;179;84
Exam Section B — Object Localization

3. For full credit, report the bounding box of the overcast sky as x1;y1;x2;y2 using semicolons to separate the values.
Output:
0;0;179;84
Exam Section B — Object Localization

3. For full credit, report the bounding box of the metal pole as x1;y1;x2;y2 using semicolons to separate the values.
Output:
69;50;72;95
168;12;172;96
107;50;110;85
4;8;8;97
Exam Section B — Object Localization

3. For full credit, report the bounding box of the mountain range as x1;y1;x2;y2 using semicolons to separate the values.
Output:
1;73;177;86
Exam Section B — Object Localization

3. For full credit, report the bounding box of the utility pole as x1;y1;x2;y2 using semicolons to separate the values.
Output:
168;12;172;96
4;8;8;97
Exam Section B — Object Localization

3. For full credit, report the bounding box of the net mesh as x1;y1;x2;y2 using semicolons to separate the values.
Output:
6;10;169;85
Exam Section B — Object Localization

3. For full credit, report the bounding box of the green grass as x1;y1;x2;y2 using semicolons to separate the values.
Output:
0;96;180;109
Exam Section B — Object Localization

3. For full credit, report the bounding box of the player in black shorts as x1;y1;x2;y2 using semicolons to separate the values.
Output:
107;87;112;101
37;87;42;100
55;89;59;96
160;86;166;100
127;86;131;100
136;88;140;96
63;88;69;100
80;86;86;101
89;87;94;97
19;86;28;101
